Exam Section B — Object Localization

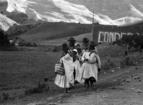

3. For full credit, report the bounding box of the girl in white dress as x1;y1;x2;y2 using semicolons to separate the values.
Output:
73;48;84;84
55;43;74;93
82;41;101;88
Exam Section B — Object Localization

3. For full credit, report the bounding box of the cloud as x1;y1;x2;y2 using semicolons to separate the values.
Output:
52;0;92;23
0;0;6;2
114;16;142;26
7;0;36;13
129;4;143;18
52;0;119;24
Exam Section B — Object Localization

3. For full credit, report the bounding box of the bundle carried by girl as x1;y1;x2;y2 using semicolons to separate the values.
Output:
55;60;65;75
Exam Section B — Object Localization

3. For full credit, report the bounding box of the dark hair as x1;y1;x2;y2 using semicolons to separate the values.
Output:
77;48;82;55
44;78;48;82
68;37;76;48
82;37;89;44
89;41;95;51
62;43;69;54
82;38;89;50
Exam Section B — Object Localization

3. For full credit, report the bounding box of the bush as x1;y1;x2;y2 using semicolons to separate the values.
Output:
1;93;10;101
114;34;143;51
120;56;136;68
0;30;10;47
102;58;117;70
25;79;49;95
52;46;59;52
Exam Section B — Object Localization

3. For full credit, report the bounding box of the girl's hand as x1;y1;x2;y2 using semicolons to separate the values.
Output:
84;59;88;61
98;68;101;72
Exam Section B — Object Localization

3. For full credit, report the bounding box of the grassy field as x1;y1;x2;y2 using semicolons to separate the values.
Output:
0;44;140;103
0;50;61;93
0;45;124;89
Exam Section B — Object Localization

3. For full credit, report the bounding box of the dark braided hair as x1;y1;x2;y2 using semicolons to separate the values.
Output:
62;43;69;54
89;41;95;51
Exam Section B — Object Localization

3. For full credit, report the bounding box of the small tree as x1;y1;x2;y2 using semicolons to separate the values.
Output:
114;34;143;52
0;29;10;47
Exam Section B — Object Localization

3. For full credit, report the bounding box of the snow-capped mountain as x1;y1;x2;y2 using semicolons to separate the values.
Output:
0;13;18;31
129;4;143;18
113;4;143;26
114;17;143;26
1;0;143;26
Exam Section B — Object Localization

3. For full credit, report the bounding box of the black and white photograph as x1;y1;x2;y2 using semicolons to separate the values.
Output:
0;0;143;105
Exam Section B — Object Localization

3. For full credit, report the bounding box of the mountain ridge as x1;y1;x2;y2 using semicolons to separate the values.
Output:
2;0;143;25
0;13;18;31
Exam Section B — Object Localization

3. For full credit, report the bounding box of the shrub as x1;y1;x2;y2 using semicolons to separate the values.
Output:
102;58;117;70
120;56;136;68
0;30;10;47
1;93;9;101
25;79;49;95
114;34;143;51
52;46;59;52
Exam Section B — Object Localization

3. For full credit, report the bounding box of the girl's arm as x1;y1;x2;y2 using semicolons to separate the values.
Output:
96;55;101;69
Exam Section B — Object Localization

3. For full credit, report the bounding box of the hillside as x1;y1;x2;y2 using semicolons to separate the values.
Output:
7;23;39;37
18;22;92;43
40;32;92;46
5;12;29;24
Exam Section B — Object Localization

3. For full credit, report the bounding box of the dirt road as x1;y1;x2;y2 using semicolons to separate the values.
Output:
2;56;143;105
23;64;143;105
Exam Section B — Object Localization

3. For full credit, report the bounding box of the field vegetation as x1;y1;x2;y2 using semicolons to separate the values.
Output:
0;42;140;103
1;26;143;103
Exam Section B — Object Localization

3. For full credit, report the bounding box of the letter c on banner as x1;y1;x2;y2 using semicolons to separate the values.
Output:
98;31;104;43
